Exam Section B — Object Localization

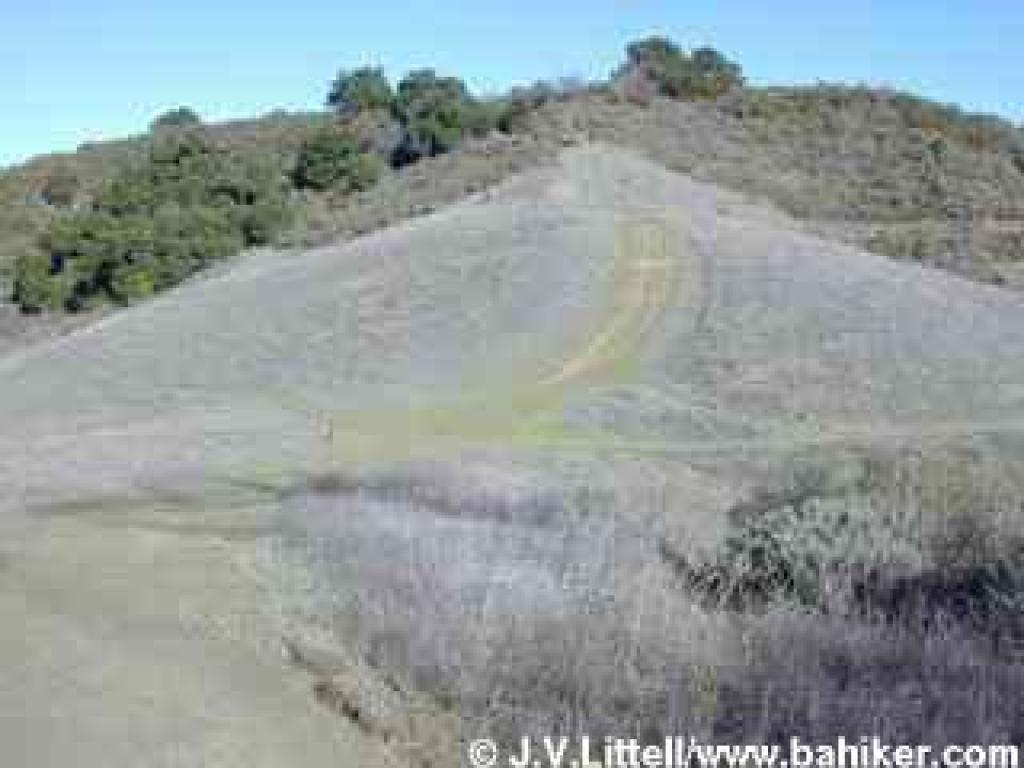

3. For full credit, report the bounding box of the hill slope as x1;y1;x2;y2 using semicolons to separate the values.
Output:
3;145;1022;465
3;146;1024;762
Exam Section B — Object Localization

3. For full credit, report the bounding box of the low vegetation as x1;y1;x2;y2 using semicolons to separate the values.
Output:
293;128;382;192
679;450;1024;743
275;447;1024;748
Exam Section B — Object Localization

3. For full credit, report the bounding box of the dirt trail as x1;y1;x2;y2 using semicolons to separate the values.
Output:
540;214;680;386
316;210;693;462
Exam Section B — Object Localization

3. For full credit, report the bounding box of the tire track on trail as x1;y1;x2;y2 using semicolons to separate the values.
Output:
539;214;679;387
317;210;693;462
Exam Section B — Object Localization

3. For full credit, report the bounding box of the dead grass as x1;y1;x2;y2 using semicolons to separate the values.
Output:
266;445;1024;749
519;88;1024;283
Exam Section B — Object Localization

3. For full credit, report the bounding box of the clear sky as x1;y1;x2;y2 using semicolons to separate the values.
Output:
3;0;1022;166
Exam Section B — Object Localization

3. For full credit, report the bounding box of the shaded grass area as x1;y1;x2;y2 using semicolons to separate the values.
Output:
270;446;1024;751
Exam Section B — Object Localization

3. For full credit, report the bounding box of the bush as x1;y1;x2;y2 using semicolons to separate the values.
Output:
393;70;481;161
323;66;491;167
36;212;154;309
13;251;71;312
327;68;394;115
17;132;290;312
619;37;743;102
671;452;1024;631
151;107;202;130
93;169;157;216
293;129;382;192
150;107;202;131
108;264;156;302
151;203;242;281
148;129;211;167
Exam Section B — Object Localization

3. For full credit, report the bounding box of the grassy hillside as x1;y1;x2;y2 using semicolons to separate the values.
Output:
6;145;1024;756
3;38;1024;323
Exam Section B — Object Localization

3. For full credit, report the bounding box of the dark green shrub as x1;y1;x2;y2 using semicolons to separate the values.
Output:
13;251;72;312
691;47;743;82
108;264;156;302
623;36;684;71
18;131;290;312
294;129;382;191
150;107;202;131
38;212;155;309
148;130;212;167
393;70;480;161
93;169;157;215
323;67;489;166
151;204;242;283
327;68;395;115
619;37;743;102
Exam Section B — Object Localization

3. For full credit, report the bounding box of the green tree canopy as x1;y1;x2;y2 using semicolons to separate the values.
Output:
293;129;382;192
624;36;684;72
393;69;487;161
324;66;496;166
690;46;743;80
327;68;395;115
150;106;202;131
620;37;744;101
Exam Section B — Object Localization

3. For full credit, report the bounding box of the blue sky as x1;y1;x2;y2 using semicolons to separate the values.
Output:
3;1;1022;166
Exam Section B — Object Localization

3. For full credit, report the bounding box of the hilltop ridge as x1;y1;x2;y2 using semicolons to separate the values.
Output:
4;38;1024;346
